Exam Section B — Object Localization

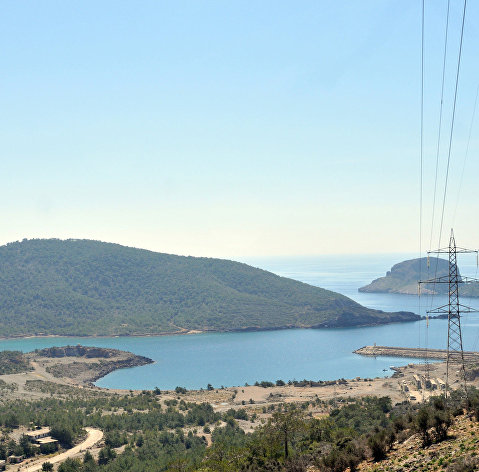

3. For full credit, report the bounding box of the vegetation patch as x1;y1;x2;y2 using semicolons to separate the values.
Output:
0;350;31;375
0;239;418;337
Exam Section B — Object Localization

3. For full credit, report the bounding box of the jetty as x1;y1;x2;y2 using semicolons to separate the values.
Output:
354;345;479;362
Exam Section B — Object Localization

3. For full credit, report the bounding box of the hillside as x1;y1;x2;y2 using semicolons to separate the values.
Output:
358;413;479;472
359;257;479;296
0;239;418;337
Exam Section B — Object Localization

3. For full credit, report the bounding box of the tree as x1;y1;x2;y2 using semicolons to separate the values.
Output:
58;458;82;472
83;450;94;463
4;413;19;428
268;409;305;459
98;446;116;465
51;426;74;448
20;434;35;458
42;463;54;472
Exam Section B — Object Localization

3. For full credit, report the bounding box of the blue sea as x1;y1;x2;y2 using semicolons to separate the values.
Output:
1;253;479;390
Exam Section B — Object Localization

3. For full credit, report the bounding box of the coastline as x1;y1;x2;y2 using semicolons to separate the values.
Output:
0;329;207;342
0;317;422;343
1;341;477;407
23;345;155;387
2;354;475;410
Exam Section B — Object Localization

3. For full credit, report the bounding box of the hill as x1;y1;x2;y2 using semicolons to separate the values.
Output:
0;239;419;337
359;257;479;296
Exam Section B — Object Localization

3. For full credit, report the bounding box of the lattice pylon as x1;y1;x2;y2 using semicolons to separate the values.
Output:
419;229;479;403
445;231;467;400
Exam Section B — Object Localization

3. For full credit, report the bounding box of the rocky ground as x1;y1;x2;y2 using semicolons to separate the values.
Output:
358;413;479;472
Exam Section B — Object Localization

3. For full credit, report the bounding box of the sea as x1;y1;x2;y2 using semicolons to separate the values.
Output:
1;253;479;391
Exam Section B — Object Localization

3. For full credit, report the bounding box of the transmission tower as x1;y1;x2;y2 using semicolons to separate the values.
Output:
419;230;478;402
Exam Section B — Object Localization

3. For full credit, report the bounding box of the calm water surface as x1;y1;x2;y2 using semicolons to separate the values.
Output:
1;254;479;390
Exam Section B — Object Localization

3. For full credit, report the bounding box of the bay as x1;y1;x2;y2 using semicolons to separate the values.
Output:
1;253;479;390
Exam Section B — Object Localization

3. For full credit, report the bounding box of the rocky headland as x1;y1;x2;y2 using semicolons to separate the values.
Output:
359;257;479;296
29;345;154;385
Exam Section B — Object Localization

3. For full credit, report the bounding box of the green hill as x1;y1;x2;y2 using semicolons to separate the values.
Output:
0;239;418;337
359;257;479;296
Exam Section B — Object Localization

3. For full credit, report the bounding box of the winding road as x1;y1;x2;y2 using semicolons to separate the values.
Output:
16;427;103;472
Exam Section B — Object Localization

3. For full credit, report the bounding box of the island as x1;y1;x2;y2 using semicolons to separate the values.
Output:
0;238;419;338
359;257;479;296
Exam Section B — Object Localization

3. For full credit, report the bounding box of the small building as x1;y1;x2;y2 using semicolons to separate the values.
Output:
37;437;58;446
422;376;431;389
412;374;422;389
436;378;446;390
7;455;23;464
401;381;409;392
429;379;438;390
0;459;6;471
25;427;51;442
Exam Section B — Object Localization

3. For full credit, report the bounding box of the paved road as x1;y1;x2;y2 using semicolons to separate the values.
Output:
18;427;103;472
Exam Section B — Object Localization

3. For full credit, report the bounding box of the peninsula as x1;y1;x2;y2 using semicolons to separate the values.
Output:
0;239;419;337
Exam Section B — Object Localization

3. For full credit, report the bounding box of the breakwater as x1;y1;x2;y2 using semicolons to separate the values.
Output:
354;345;479;361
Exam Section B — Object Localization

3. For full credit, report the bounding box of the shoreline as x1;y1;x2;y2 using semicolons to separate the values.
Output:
0;318;423;343
1;344;477;407
0;329;207;342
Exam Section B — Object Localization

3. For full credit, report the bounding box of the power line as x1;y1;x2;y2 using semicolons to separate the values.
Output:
429;0;451;253
437;0;467;251
419;0;425;353
428;0;468;325
452;81;479;227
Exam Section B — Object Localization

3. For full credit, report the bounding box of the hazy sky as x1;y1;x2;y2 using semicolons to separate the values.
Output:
1;1;478;258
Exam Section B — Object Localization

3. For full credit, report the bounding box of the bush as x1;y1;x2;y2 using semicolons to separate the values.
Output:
433;410;452;442
40;442;58;455
258;381;275;388
446;455;479;472
416;407;431;446
368;432;388;462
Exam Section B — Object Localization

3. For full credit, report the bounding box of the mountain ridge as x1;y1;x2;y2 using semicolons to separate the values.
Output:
0;239;419;337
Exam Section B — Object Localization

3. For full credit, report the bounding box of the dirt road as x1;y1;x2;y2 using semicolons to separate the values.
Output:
16;427;103;472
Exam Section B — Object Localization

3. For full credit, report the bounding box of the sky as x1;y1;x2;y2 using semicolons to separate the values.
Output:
1;1;478;258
